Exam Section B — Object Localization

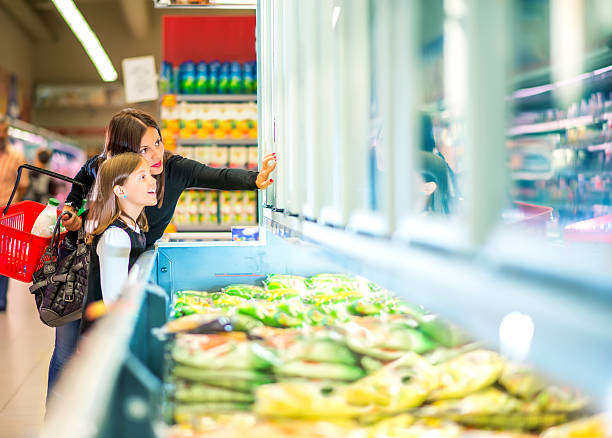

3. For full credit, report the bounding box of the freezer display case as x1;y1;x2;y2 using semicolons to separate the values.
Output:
41;222;611;438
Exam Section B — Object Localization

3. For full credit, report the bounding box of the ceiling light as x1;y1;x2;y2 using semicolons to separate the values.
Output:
51;0;118;82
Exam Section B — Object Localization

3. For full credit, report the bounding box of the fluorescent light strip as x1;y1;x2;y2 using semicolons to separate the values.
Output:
51;0;117;82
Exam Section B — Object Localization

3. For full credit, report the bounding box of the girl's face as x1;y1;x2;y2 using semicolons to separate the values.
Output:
139;127;164;176
116;159;158;207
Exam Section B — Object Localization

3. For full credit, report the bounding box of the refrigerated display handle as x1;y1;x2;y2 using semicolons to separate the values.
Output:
2;164;86;216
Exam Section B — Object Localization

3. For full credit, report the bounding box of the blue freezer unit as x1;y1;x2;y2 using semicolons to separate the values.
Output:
40;226;612;438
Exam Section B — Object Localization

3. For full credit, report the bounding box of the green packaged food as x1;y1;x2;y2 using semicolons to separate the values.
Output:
428;350;505;401
499;362;547;399
222;284;264;299
418;314;470;348
343;353;439;413
174;402;252;419
264;274;308;292
347;299;384;316
232;313;264;331
254;288;301;301
175;381;255;403
284;338;357;366
173;365;273;392
274;360;365;381
238;303;303;328
306;274;372;294
172;334;278;370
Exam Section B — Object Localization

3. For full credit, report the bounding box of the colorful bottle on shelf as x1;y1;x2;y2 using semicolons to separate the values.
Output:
179;61;196;94
218;62;230;94
229;62;243;94
243;62;255;94
196;61;209;94
208;61;220;94
159;61;174;94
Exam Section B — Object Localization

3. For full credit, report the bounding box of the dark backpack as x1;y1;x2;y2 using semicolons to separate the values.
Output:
30;217;89;327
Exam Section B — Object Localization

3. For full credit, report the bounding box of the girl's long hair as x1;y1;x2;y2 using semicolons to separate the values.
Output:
86;153;149;244
97;108;170;207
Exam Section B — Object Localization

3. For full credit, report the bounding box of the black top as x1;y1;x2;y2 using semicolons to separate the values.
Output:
80;219;147;333
66;154;259;246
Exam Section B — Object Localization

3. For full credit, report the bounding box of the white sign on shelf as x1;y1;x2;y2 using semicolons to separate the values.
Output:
122;56;158;103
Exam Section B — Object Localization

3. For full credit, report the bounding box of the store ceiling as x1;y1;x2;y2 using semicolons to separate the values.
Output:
0;0;151;43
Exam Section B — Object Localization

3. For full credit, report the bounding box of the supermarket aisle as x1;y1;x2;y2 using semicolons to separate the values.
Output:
0;280;54;438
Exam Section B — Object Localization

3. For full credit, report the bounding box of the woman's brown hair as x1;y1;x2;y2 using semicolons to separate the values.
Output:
101;108;171;207
86;153;149;244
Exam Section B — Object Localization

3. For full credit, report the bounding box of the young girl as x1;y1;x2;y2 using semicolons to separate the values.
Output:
81;152;158;333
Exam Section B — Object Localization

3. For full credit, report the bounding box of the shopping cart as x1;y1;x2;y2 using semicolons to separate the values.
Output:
0;164;85;283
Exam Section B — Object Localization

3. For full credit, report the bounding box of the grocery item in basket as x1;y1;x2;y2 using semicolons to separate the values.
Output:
172;334;278;370
31;198;60;237
264;274;308;292
343;353;439;413
428;350;505;400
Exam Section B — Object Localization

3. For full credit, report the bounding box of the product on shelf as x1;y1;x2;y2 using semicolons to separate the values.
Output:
159;60;257;95
171;189;256;230
162;273;600;437
509;90;612;231
161;102;257;142
172;190;218;229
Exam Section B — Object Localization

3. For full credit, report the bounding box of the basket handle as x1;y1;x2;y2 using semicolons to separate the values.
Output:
2;164;86;216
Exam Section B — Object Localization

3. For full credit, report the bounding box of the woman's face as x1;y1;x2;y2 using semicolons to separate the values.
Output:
139;127;164;175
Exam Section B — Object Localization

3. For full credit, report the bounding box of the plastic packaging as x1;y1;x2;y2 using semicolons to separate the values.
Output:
30;198;59;237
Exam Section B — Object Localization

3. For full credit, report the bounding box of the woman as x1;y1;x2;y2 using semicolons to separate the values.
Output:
47;108;276;401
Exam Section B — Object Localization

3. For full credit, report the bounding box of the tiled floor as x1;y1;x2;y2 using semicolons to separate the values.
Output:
0;279;54;438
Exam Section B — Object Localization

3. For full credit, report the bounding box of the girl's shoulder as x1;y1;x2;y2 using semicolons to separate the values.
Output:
95;226;132;258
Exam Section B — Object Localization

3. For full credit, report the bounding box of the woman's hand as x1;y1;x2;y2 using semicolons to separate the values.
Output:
61;205;82;231
255;152;277;189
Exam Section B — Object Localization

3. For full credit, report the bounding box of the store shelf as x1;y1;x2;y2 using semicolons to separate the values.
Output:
154;1;255;9
176;138;257;146
167;94;257;103
507;114;611;136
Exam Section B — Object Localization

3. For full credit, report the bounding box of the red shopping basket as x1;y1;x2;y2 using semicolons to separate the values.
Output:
0;164;85;283
0;201;67;282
